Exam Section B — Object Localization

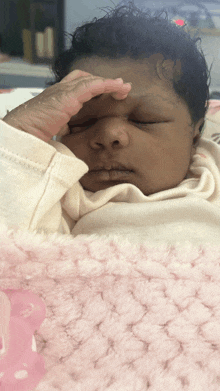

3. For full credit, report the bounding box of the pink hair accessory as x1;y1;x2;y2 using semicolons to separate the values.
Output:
0;289;46;391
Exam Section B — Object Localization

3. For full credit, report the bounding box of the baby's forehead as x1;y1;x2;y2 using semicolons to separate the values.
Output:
72;55;164;81
72;53;180;76
71;55;179;98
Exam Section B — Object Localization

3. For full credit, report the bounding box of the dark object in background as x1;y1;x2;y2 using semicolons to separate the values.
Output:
1;0;23;56
210;91;220;100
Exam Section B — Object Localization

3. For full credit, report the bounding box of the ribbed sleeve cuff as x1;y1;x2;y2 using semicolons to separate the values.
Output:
0;119;89;186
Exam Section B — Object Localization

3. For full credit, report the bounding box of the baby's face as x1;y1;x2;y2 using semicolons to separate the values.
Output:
61;56;203;195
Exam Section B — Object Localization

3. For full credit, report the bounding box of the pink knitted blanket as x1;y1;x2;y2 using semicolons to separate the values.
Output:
1;223;220;391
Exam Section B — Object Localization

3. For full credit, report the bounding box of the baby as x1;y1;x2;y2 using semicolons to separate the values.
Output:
1;3;220;246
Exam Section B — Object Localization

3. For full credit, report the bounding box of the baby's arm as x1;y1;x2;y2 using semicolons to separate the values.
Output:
0;119;88;233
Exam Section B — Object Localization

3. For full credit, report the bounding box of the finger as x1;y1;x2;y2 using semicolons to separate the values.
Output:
90;80;131;99
62;74;121;88
76;78;128;104
109;83;132;100
60;69;93;84
111;92;130;100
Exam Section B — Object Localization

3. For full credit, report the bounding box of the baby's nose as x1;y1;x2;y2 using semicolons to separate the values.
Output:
89;118;130;150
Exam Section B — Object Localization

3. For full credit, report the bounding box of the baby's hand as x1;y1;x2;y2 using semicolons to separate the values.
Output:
2;70;131;143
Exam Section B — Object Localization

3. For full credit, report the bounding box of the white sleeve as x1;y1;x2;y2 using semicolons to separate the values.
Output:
0;120;88;233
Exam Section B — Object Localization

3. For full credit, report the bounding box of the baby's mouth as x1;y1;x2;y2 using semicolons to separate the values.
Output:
89;168;134;181
90;162;133;172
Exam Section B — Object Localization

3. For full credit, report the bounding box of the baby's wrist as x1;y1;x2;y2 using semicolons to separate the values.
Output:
2;115;51;143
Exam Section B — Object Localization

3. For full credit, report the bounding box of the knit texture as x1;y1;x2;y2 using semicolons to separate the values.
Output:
1;223;220;391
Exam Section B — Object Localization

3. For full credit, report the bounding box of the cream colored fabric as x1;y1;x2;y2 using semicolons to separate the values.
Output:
0;117;220;247
203;103;220;144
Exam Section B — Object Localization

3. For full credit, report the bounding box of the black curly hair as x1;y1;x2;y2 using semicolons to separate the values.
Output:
47;2;212;132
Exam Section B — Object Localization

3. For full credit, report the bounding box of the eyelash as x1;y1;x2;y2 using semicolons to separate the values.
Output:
130;120;157;127
69;119;157;133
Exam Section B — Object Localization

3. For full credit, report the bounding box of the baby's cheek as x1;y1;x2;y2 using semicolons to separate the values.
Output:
155;143;191;186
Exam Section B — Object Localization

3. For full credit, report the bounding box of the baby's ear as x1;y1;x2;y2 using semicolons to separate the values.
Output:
154;54;182;83
161;59;182;83
172;60;182;83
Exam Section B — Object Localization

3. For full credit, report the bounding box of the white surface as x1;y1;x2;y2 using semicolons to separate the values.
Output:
0;88;44;119
0;59;53;77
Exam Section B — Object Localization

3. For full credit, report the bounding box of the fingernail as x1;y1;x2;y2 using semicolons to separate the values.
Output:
115;78;123;82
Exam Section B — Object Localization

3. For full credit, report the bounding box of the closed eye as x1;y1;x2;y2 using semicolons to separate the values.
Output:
131;120;157;124
71;119;157;127
69;118;164;134
130;120;158;127
69;118;97;133
71;119;97;127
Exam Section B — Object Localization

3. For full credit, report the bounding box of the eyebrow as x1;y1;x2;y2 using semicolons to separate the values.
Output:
96;89;177;108
138;93;177;109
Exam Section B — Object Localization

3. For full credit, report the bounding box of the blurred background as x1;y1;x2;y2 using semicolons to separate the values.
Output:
0;0;220;98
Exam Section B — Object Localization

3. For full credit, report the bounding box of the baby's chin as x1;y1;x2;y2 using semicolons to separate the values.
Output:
79;172;188;195
80;179;155;196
